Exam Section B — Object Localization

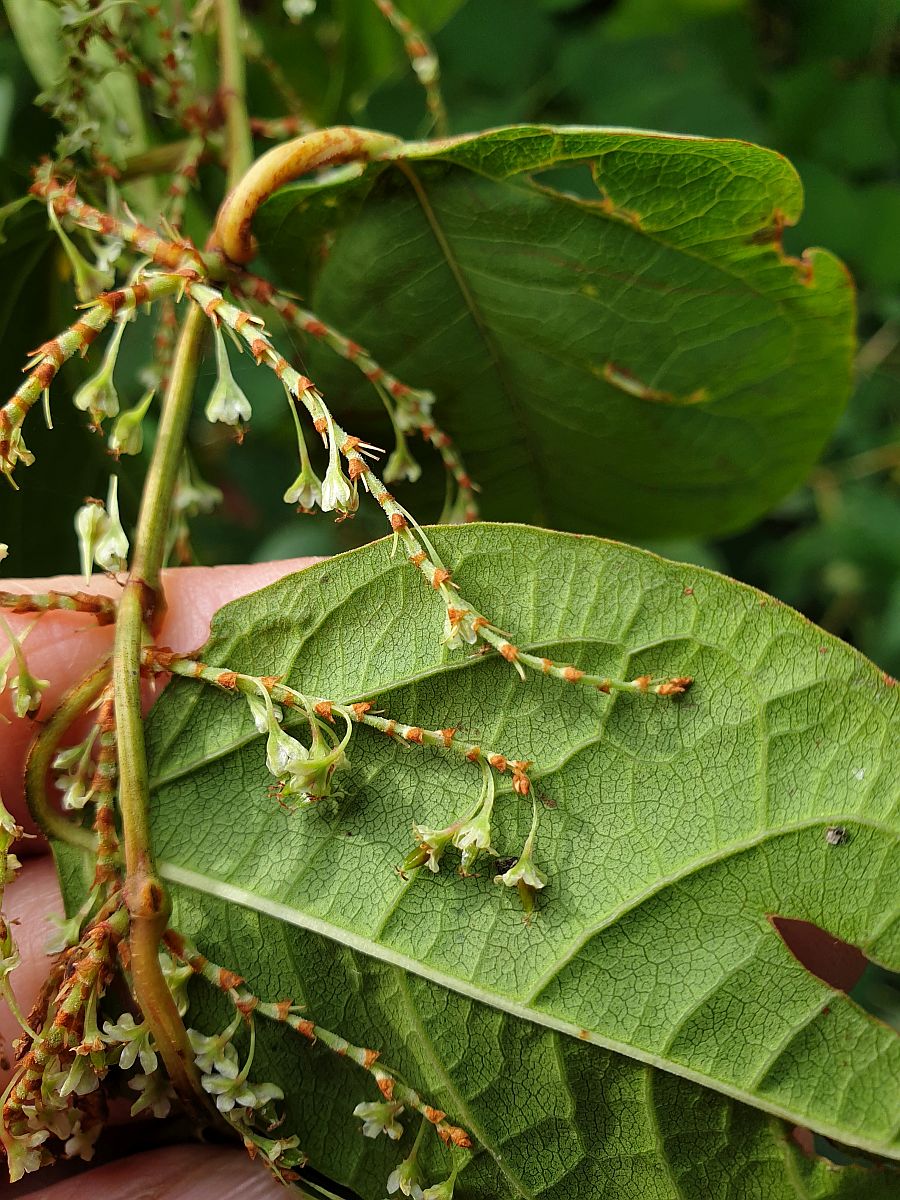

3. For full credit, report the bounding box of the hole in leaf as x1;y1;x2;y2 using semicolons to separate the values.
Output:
770;916;900;1032
791;1124;900;1174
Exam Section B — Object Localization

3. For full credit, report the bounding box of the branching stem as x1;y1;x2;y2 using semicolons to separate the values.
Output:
113;303;207;1099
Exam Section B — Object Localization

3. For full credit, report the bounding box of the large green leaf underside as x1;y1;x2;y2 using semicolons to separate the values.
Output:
255;125;856;539
128;523;900;1186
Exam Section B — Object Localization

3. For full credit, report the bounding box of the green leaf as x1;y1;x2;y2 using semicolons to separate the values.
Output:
59;524;899;1195
254;125;855;540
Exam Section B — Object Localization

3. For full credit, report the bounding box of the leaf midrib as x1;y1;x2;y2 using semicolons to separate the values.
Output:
154;808;900;1163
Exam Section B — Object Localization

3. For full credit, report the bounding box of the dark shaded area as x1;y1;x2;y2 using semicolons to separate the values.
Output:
771;912;900;1032
771;914;869;993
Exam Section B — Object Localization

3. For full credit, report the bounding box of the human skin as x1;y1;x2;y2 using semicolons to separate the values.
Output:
1;560;319;1198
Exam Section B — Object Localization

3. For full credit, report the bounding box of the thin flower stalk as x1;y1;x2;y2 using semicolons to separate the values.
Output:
370;0;447;134
231;271;479;520
0;590;117;624
31;170;206;276
87;692;120;889
249;115;313;140
142;649;532;796
0;274;183;482
164;136;207;230
186;280;692;700
163;930;473;1149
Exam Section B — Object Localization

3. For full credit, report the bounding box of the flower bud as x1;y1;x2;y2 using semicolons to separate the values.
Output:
74;499;107;581
205;325;252;428
423;1176;458;1200
73;320;126;425
393;390;434;433
94;475;128;573
283;461;322;510
48;204;115;302
383;432;422;485
319;411;358;517
108;388;154;457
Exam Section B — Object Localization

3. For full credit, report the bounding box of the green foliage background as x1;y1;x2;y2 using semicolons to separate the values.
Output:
1;0;898;674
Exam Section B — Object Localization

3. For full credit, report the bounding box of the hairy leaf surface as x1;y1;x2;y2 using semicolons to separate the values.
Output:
255;125;856;539
61;526;898;1195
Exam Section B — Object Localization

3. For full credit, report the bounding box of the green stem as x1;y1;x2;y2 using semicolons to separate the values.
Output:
216;0;254;189
114;303;206;1099
24;658;111;850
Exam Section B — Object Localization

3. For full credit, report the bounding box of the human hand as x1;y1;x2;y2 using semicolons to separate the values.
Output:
1;560;318;1198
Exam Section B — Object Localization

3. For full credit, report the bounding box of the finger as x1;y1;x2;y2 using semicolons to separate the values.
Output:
0;858;63;1085
1;559;319;836
17;1143;286;1199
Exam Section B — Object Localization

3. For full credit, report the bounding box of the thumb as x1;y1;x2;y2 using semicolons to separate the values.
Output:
0;558;320;836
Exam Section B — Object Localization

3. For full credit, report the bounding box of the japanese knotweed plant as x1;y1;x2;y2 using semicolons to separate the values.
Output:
0;2;895;1198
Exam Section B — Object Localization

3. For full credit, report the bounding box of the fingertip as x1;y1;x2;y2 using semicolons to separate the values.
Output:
157;557;320;652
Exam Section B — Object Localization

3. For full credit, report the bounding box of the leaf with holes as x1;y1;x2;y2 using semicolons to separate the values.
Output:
253;124;856;539
57;525;899;1197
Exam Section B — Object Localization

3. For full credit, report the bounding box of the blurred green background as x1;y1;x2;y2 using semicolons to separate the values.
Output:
0;0;898;672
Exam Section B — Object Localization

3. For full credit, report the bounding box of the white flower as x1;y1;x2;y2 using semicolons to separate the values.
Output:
283;0;316;21
1;1125;50;1181
409;823;457;874
200;1067;283;1114
383;436;422;485
353;1100;404;1140
102;1012;158;1073
93;475;128;573
320;458;356;515
283;462;322;510
159;949;193;1016
319;411;358;517
386;1154;424;1198
74;500;107;581
128;1071;174;1118
452;806;494;873
64;1117;102;1162
442;605;479;652
172;462;223;516
393;390;434;433
188;1026;240;1076
206;326;252;427
254;685;351;805
9;663;49;718
494;852;547;892
73;319;126;423
59;1051;101;1098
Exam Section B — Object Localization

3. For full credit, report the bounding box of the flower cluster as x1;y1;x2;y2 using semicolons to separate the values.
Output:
188;1016;303;1182
52;727;98;811
250;684;352;807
